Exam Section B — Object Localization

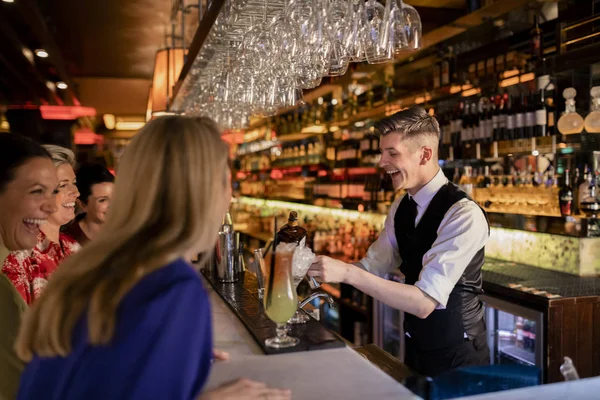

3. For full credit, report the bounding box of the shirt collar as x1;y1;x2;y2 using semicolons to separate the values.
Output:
410;168;447;208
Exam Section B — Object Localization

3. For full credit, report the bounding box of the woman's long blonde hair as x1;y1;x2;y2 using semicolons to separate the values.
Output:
16;116;230;360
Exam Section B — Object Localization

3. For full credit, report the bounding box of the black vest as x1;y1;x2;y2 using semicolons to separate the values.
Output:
394;182;488;352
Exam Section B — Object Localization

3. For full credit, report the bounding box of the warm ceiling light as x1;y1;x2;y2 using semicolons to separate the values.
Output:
2;0;15;3
45;81;56;91
56;81;68;90
115;121;145;131
520;73;535;83
22;48;34;63
35;49;49;58
103;114;116;130
499;76;520;88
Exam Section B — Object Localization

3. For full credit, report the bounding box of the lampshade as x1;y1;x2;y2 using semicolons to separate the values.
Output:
149;48;185;116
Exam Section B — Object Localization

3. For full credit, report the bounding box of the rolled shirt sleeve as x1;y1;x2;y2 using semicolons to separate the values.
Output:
357;197;403;277
414;199;489;309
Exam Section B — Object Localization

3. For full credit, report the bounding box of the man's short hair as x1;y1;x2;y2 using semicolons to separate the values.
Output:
374;107;440;142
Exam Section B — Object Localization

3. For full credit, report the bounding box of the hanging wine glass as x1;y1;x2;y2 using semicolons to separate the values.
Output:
326;0;351;76
401;1;422;50
345;0;367;62
363;0;393;64
388;0;409;55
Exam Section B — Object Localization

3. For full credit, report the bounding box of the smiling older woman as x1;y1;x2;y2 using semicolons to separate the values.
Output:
0;133;58;400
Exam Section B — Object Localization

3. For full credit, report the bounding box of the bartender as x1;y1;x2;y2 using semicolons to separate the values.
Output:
308;107;490;377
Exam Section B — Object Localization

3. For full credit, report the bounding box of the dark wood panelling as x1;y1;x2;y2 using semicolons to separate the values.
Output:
594;302;600;376
547;305;564;383
575;298;596;378
561;304;579;375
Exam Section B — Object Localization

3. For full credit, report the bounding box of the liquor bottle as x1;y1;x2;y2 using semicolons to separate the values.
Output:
485;98;494;143
572;167;581;215
277;211;308;244
559;169;574;216
525;93;536;139
584;86;600;133
452;167;460;185
557;88;584;135
535;91;548;137
441;52;450;86
461;103;471;144
479;165;491;188
579;166;594;205
492;96;501;142
530;14;543;64
459;166;474;197
433;63;441;89
514;94;525;139
506;95;516;140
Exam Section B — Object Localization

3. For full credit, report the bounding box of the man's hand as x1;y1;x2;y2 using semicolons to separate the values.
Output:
307;256;352;284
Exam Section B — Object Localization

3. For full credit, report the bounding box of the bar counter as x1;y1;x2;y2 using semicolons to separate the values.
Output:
200;271;600;399
200;274;419;400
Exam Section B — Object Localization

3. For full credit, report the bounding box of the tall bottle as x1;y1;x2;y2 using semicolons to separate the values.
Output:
277;211;308;244
557;88;584;135
572;167;581;215
584;86;600;133
559;169;574;216
525;93;536;139
514;94;526;139
535;91;548;137
530;14;543;64
506;95;516;140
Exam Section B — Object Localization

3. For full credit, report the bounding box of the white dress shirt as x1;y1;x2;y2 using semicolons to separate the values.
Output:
357;168;489;310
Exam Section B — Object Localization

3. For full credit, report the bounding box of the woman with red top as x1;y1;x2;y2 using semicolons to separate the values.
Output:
2;145;80;304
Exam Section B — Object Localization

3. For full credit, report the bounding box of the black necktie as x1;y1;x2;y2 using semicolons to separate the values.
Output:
407;197;418;234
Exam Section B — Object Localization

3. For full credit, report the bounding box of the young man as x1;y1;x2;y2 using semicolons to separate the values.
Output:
308;107;490;377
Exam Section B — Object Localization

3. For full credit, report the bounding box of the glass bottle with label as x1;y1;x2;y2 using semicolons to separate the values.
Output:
277;211;308;244
535;91;548;137
584;86;600;133
557;88;584;135
559;169;574;216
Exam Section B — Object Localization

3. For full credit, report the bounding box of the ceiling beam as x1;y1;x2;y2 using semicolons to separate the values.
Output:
15;0;80;106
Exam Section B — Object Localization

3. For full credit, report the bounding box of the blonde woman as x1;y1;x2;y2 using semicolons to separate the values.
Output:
2;145;80;305
16;117;290;400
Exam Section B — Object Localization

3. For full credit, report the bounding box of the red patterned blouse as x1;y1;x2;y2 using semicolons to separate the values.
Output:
1;231;80;305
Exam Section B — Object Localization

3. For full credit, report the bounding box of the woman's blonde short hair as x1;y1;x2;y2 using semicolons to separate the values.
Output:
17;116;230;360
42;144;76;168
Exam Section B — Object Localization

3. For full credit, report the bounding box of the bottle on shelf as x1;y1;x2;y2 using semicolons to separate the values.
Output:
459;166;474;197
514;94;525;139
535;90;548;137
572;167;581;215
584;86;600;133
579;166;594;205
506;95;516;141
530;14;543;64
559;169;574;216
557;88;584;135
525;92;536;139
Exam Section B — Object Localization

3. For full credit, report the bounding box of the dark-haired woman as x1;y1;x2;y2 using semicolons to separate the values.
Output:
0;133;58;399
63;163;114;245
